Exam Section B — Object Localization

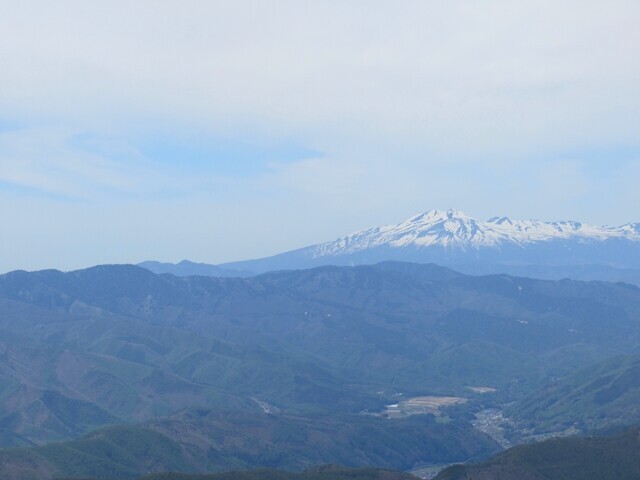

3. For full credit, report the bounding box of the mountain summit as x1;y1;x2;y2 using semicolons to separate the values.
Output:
312;209;640;256
213;210;640;281
140;210;640;283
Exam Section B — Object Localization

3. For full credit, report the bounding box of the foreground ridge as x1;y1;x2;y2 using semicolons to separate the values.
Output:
435;427;640;480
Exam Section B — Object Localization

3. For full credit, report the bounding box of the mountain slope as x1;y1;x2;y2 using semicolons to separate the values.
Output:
435;427;640;480
508;352;640;434
0;410;498;480
136;465;417;480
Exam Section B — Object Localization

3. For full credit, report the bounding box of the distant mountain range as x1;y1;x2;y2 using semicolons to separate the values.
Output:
140;210;640;284
138;260;252;278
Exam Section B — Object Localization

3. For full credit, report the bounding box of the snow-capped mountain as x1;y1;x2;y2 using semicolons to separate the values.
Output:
311;209;640;256
215;209;640;282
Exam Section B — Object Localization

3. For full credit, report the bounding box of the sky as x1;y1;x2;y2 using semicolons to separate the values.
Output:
1;1;639;272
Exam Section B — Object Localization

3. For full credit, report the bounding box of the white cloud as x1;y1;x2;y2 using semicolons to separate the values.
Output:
1;1;638;152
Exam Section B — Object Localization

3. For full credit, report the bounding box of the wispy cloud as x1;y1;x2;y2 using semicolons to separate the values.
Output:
0;125;321;202
1;1;638;153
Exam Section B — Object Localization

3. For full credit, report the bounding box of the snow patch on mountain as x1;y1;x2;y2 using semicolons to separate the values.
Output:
312;209;640;258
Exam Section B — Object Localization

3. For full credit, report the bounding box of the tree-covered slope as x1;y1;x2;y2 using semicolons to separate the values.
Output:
508;352;640;434
57;465;417;480
435;427;640;480
0;411;498;480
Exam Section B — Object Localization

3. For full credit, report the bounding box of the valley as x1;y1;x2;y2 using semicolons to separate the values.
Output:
471;409;512;449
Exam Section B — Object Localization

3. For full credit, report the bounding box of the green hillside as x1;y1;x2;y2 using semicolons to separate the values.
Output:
435;427;640;480
508;352;640;434
0;411;497;480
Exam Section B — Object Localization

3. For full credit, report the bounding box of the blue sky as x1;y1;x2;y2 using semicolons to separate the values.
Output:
0;1;639;272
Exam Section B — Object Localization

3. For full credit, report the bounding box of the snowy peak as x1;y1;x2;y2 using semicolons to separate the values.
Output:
312;210;640;257
620;223;640;236
407;209;472;223
488;216;515;226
